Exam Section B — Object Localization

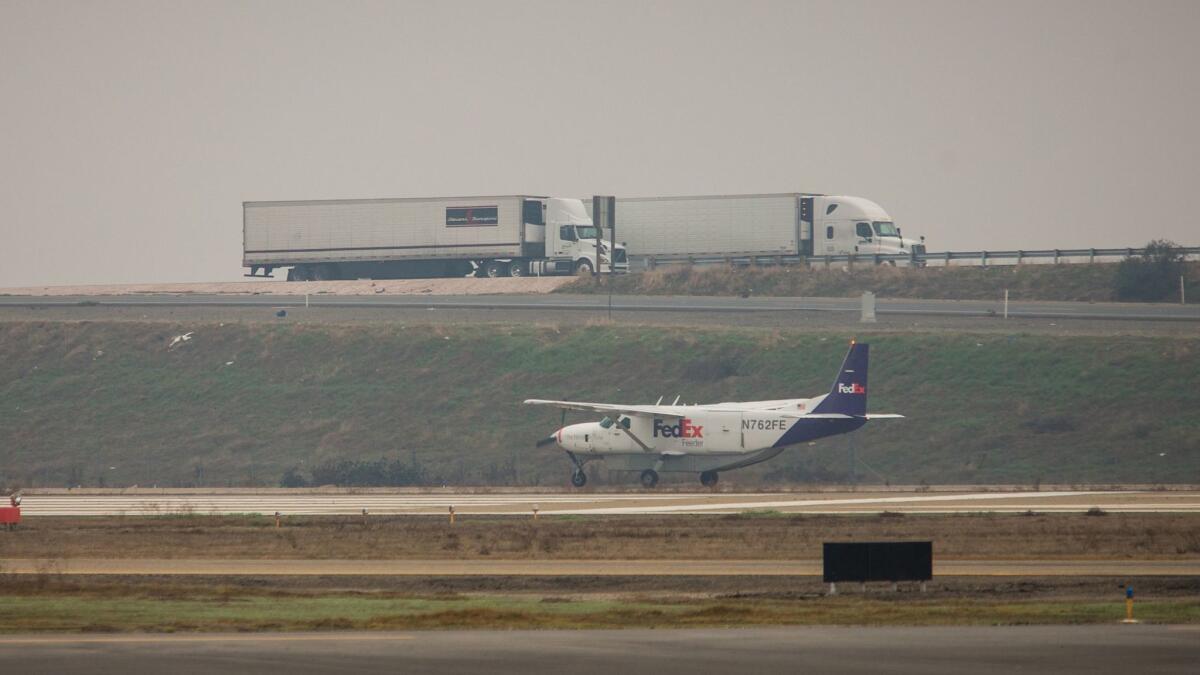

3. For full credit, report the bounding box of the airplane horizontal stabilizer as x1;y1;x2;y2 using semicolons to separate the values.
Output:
863;414;905;419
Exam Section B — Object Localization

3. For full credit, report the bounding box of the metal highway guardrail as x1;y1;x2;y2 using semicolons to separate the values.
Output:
635;246;1200;269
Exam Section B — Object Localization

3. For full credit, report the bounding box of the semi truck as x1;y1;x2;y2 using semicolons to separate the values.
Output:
607;193;927;266
243;195;627;280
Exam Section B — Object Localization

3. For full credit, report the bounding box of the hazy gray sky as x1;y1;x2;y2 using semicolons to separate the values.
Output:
2;0;1197;285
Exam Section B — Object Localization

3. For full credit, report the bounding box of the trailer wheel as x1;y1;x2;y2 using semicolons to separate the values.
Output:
575;259;594;276
508;261;526;277
484;260;509;278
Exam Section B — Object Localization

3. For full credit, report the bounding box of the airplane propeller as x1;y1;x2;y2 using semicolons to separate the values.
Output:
533;408;567;449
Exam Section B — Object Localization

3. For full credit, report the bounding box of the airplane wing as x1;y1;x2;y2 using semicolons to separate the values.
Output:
778;413;905;420
523;399;686;419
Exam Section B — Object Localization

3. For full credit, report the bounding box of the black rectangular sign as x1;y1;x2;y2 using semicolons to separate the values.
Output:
446;206;498;227
823;542;932;582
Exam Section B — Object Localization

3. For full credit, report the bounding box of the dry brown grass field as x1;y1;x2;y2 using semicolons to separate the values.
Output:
4;512;1198;561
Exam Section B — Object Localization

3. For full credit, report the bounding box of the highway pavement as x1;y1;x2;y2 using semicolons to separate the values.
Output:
0;626;1196;674
2;292;1197;321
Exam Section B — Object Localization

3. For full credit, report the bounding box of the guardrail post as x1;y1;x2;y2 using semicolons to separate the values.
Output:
824;255;831;269
981;251;988;267
1016;250;1024;265
1053;249;1060;264
1089;248;1096;263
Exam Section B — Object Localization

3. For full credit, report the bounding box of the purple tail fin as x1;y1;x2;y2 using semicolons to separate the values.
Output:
812;341;869;416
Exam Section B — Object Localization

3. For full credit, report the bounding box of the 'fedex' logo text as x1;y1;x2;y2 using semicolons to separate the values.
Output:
838;382;865;394
654;418;704;438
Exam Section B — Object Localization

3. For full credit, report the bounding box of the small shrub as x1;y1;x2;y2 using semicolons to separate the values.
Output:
1022;416;1078;434
1113;239;1186;302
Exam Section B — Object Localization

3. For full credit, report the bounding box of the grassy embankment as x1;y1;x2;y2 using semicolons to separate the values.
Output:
558;261;1200;301
1;322;1197;487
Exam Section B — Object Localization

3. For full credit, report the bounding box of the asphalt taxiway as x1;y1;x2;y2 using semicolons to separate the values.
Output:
2;558;1196;577
18;489;1200;516
0;626;1196;675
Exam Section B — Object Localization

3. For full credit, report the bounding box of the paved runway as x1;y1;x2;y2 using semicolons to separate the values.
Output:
0;626;1196;674
18;489;1200;516
2;292;1197;321
2;557;1196;577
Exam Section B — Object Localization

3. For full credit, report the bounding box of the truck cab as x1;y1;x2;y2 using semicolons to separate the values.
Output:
814;196;925;265
524;198;628;275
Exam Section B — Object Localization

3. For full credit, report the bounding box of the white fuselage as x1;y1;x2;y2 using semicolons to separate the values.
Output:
558;397;821;457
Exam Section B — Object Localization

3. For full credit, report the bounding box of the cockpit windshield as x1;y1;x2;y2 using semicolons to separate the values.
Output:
575;225;599;240
599;416;614;429
873;221;899;237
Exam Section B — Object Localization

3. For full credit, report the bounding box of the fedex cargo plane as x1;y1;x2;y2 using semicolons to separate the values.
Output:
526;341;901;488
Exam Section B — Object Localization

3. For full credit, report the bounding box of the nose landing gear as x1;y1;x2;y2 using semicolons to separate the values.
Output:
639;469;660;489
571;471;587;488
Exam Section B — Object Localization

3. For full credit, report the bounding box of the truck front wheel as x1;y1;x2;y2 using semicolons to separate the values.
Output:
575;259;594;276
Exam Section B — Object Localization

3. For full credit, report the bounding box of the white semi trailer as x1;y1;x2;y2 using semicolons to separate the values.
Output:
243;195;627;280
609;193;926;265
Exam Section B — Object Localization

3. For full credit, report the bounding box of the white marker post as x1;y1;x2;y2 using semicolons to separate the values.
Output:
1004;289;1009;320
861;291;877;323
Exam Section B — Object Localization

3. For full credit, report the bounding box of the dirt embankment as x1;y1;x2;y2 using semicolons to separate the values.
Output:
0;277;573;297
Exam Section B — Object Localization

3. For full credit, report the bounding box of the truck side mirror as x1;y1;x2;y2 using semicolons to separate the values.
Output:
897;227;902;236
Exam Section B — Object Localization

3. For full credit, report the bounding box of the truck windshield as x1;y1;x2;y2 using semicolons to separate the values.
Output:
575;225;599;240
873;221;899;237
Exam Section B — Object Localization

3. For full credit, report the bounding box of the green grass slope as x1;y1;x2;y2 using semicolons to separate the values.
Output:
1;321;1197;487
559;261;1200;302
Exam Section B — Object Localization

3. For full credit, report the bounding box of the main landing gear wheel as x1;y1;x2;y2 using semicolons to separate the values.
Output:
640;469;660;489
700;471;719;487
571;471;587;488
